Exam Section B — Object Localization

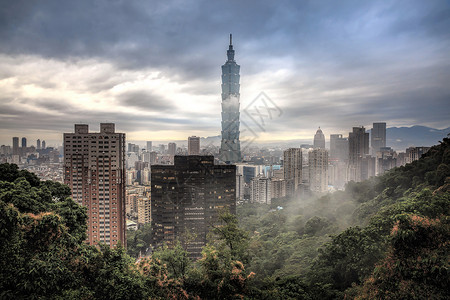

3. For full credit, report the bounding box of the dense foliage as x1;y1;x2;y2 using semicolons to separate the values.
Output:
236;137;450;298
1;137;449;299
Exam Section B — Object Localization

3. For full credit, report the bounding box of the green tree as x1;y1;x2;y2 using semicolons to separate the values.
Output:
353;215;449;299
308;226;385;294
184;210;254;299
0;164;150;299
127;223;152;258
211;209;250;263
81;244;147;300
152;241;191;279
304;216;331;236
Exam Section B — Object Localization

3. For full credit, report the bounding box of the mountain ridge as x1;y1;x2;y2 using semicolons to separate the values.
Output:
131;125;449;151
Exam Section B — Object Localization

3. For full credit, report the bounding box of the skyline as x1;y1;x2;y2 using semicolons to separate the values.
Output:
1;1;449;145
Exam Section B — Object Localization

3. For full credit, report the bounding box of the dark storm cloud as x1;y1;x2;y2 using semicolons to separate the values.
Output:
0;0;449;143
2;1;446;76
117;90;174;111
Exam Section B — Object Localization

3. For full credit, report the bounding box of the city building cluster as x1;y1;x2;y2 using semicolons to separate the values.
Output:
0;136;63;182
239;124;430;206
0;35;434;259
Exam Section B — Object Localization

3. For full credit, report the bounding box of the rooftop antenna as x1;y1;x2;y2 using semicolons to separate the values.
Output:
230;33;232;46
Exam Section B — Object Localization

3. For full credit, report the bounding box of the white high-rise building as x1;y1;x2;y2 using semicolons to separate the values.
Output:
250;176;271;204
309;148;329;193
137;197;151;225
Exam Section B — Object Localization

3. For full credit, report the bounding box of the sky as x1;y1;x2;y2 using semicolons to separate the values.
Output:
0;0;449;147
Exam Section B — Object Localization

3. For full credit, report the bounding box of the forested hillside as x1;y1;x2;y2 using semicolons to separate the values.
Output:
1;136;449;299
237;136;450;298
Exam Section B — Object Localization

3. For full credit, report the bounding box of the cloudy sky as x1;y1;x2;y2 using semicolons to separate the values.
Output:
0;0;449;146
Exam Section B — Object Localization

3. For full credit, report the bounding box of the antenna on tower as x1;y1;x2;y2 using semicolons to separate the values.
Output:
230;33;232;46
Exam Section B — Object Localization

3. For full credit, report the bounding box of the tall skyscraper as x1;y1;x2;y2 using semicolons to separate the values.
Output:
146;141;152;152
151;155;236;259
42;140;46;149
371;122;386;154
308;148;329;193
168;142;176;156
348;126;370;182
330;134;349;161
37;139;41;150
12;137;19;155
20;137;27;156
283;148;302;196
219;34;241;163
188;136;200;155
329;134;348;189
349;127;369;163
313;128;325;149
64;123;126;247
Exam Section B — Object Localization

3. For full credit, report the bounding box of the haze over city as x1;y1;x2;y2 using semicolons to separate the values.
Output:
1;0;449;146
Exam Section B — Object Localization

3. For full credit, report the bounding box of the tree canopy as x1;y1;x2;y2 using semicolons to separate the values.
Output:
1;137;449;299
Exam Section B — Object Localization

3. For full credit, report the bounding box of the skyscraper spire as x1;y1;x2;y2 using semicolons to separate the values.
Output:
227;33;235;61
220;34;241;163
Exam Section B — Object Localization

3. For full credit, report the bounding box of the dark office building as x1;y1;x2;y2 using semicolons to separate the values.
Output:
349;127;369;164
12;137;19;156
371;122;386;155
151;155;236;259
330;134;348;162
348;126;370;182
243;165;258;183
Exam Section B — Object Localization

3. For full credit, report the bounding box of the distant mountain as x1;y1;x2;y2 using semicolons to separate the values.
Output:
383;126;449;151
244;125;449;151
201;126;450;151
132;126;449;152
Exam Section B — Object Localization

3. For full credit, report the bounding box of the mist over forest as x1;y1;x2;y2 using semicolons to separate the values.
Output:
126;137;449;298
